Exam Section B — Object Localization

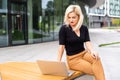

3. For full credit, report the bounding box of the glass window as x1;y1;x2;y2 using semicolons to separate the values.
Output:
31;0;56;43
87;0;106;17
41;0;54;42
54;0;64;40
108;0;120;17
0;0;1;8
0;13;8;47
0;0;7;9
29;0;89;44
0;0;8;47
32;0;42;43
27;0;33;43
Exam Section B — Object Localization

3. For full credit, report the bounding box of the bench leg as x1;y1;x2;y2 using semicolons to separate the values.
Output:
64;71;84;80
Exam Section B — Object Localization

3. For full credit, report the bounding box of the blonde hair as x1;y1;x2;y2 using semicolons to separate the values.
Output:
64;5;84;31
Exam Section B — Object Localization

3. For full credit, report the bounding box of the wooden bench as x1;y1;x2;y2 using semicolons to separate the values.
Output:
0;62;84;80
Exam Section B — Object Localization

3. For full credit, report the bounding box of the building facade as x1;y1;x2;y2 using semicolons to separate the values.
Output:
0;0;89;47
87;0;120;28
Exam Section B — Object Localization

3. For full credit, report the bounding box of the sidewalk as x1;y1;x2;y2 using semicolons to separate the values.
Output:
0;28;120;80
90;29;120;80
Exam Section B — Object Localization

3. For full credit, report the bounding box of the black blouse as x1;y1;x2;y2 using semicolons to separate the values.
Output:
59;25;90;56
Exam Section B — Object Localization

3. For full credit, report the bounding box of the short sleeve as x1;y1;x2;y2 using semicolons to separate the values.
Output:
59;25;66;45
84;26;90;42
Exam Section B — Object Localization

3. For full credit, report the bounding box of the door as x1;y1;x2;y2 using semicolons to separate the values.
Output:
8;0;28;46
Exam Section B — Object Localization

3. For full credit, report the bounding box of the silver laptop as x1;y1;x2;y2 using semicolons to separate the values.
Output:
36;60;74;77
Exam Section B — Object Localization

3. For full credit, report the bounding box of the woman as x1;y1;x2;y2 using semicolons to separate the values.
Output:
58;5;105;80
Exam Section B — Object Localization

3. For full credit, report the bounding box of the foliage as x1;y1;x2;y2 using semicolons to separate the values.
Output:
0;30;6;35
99;42;120;47
112;18;120;25
12;30;24;40
33;33;49;38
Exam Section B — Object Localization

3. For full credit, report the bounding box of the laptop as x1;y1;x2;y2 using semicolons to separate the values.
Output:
36;60;74;77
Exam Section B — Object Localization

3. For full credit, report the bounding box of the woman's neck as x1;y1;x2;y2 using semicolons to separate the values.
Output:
70;25;76;30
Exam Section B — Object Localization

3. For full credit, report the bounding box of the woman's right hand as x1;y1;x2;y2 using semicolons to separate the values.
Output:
90;50;99;60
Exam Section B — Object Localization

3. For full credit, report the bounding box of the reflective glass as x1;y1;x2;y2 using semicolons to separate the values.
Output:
32;0;42;43
0;0;7;9
0;14;8;47
41;0;54;42
108;0;120;17
0;0;8;47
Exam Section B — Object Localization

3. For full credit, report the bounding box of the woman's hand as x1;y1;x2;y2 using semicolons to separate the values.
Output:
90;50;99;60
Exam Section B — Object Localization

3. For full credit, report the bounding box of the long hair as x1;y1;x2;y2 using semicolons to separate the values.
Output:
64;5;84;31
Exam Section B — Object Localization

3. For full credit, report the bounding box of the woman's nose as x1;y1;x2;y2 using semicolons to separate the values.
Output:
70;19;73;22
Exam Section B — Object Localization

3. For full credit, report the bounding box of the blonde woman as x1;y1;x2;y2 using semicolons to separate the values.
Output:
58;5;105;80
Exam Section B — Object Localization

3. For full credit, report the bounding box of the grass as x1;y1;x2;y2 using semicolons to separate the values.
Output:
102;26;120;29
99;42;120;47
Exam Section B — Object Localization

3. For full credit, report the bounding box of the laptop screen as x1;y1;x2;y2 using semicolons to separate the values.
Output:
36;60;74;77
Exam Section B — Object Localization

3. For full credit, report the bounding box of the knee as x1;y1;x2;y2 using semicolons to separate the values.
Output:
93;57;103;65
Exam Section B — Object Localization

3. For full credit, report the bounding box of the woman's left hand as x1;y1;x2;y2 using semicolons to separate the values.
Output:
90;50;99;60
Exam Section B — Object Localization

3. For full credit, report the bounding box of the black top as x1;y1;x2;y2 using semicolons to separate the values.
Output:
59;25;90;56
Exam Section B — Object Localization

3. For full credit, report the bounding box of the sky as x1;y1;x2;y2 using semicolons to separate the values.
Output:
42;0;53;9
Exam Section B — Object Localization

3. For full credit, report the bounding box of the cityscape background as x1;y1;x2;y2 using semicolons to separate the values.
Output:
0;0;120;47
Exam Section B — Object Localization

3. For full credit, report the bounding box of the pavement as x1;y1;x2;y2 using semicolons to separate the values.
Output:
0;28;120;80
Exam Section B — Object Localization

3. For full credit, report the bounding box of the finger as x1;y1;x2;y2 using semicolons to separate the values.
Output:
95;54;100;60
93;54;98;60
91;54;96;58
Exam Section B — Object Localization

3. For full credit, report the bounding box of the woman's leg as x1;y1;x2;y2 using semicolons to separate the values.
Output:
83;51;105;80
67;51;94;75
69;58;94;75
67;50;105;80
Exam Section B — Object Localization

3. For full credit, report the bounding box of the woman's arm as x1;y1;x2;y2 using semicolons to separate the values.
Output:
85;41;99;59
57;45;65;61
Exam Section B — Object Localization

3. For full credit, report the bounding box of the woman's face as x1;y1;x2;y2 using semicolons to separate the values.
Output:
68;12;79;27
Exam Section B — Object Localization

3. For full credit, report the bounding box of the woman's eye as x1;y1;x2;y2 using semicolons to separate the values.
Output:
72;17;76;19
